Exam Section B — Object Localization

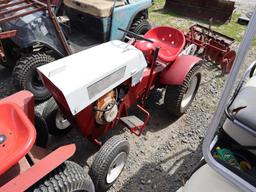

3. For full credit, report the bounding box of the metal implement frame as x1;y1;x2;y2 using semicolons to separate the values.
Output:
186;24;236;73
203;9;256;192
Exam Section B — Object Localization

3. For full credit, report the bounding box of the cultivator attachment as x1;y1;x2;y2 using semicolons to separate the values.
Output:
165;0;235;24
186;24;236;73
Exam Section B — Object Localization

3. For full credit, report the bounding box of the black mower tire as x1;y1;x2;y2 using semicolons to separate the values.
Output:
13;53;54;102
29;161;95;192
34;112;48;147
89;136;129;192
164;64;201;117
130;18;152;35
43;97;72;136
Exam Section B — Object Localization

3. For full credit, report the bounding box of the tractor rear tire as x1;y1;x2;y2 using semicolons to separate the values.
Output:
34;112;48;147
89;136;129;192
43;97;72;136
164;64;201;117
13;53;54;102
29;161;95;192
130;18;152;35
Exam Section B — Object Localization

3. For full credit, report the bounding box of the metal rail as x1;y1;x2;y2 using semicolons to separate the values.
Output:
0;0;46;24
46;0;71;55
203;9;256;192
0;0;25;9
0;0;11;4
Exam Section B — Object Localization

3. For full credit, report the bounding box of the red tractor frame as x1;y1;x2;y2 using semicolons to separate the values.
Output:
0;91;95;192
39;26;203;191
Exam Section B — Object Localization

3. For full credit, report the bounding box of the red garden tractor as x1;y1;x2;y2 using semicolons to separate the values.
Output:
37;26;203;191
0;91;95;192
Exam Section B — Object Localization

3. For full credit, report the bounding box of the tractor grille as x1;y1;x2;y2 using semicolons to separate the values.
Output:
87;66;126;99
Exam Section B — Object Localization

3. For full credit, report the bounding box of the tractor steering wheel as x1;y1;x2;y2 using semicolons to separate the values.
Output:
118;28;154;43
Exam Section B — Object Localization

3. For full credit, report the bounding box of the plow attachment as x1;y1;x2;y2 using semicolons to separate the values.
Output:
164;0;235;24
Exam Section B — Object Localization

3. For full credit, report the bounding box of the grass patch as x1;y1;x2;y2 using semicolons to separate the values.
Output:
149;0;256;47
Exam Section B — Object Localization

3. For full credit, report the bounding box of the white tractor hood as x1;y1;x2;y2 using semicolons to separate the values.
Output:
38;40;147;115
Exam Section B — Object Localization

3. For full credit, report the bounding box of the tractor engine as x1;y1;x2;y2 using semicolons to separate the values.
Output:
94;90;118;125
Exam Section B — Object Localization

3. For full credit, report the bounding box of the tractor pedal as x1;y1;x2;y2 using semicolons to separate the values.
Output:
120;115;144;129
121;105;150;136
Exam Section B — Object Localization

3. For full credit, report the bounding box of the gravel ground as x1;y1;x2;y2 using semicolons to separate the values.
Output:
0;1;255;192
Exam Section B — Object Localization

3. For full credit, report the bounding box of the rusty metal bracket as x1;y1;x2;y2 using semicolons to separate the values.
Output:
0;41;6;62
0;30;17;62
0;0;71;56
0;30;16;40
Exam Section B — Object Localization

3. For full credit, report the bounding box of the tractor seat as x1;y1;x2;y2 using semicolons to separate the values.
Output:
64;0;125;18
135;26;186;64
229;76;256;131
0;103;36;176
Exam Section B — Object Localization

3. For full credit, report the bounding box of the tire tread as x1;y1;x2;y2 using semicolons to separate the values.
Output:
13;53;54;101
130;18;151;35
89;136;129;192
164;63;202;117
29;161;95;192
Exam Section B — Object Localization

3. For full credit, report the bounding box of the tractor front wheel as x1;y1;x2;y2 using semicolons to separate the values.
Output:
43;97;72;136
29;161;95;192
164;65;201;117
13;53;54;102
89;136;129;192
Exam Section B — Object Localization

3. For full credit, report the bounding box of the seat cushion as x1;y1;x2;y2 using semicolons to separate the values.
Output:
180;165;242;192
0;103;36;176
229;76;256;131
135;40;181;63
223;118;256;155
64;0;125;18
134;26;185;64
